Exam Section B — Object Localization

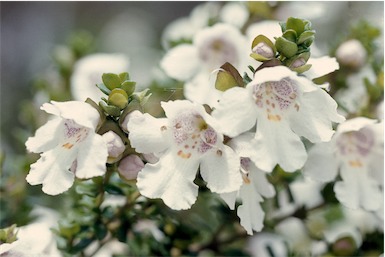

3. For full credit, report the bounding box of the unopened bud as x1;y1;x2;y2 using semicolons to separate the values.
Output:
118;155;144;180
332;236;357;256
291;57;306;68
253;42;275;59
102;131;125;163
121;110;143;133
336;39;367;69
108;88;128;109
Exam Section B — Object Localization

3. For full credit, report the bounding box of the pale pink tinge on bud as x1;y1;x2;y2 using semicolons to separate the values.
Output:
118;155;144;180
102;131;125;163
336;39;367;69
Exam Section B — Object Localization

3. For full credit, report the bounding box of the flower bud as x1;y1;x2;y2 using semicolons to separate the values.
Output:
121;110;143;133
253;42;275;59
336;39;367;69
118;154;144;180
108;88;128;109
332;236;357;256
102;131;125;163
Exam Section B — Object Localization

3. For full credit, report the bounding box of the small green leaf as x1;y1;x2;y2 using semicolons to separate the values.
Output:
215;70;239;91
119;72;129;82
275;37;298;58
102;73;121;90
99;101;121;117
286;17;306;35
121;81;136;96
282;29;297;42
96;83;111;95
298;30;316;44
105;184;125;195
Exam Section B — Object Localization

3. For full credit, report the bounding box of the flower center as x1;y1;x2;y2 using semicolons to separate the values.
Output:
171;111;218;159
61;120;89;150
252;78;299;122
198;37;239;72
336;128;375;168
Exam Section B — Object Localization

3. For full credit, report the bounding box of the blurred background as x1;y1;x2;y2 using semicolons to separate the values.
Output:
1;1;383;155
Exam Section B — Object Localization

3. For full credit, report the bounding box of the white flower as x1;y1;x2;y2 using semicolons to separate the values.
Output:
220;133;275;235
303;117;384;211
212;66;345;172
25;101;108;195
0;206;61;257
276;217;328;256
70;53;129;102
246;232;288;257
334;65;374;115
219;2;249;29
126;100;242;210
336;39;367;69
160;23;249;107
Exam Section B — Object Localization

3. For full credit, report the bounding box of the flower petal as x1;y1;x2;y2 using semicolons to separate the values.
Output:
200;145;242;193
212;87;257;137
183;71;223;107
127;112;169;154
290;88;345;143
238;182;265;235
75;133;108;179
250;164;276;198
302;142;340;182
136;149;200;210
251;117;307;172
160;44;200;81
25;118;63;153
26;149;75;195
334;166;382;211
42;101;100;129
303;56;339;80
220;191;238;210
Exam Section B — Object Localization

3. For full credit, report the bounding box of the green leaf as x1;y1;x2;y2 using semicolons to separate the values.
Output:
105;184;125;195
286;17;306;35
121;81;136;96
102;73;121;90
298;30;316;44
119;72;130;82
282;29;297;42
99;101;121;117
96;83;111;95
275;37;298;58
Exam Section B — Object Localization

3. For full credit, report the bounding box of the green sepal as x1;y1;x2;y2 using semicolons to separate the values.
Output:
250;35;276;61
119;72;130;82
255;58;282;72
108;88;129;109
282;29;297;42
102;73;121;90
215;62;244;91
275;37;298;58
121;81;136;96
99;101;121;117
298;30;316;44
96;83;111;95
291;64;312;73
98;119;128;145
250;53;270;62
286;17;307;35
286;52;311;67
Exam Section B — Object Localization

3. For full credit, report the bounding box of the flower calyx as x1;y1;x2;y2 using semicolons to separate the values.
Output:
215;62;245;92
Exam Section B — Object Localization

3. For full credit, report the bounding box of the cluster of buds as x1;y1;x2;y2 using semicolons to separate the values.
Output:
251;17;315;73
98;72;137;117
